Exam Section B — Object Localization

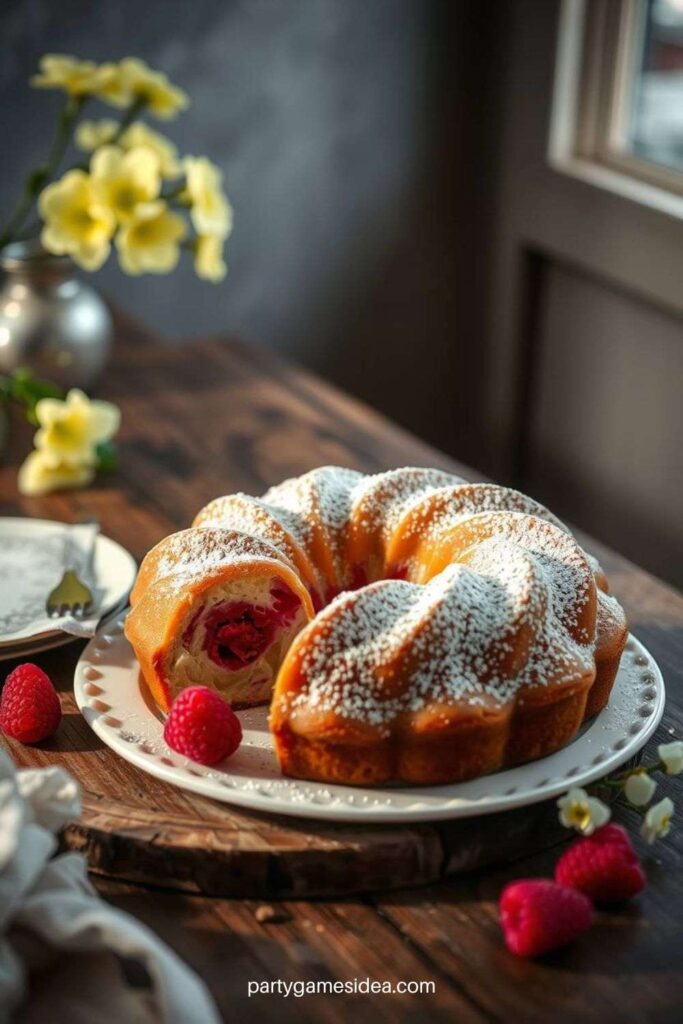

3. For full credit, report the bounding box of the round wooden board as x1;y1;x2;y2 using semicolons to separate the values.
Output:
63;785;569;899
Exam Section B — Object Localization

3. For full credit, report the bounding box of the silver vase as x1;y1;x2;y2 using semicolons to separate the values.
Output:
0;241;112;388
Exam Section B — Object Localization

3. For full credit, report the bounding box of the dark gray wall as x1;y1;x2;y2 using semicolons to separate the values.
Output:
1;0;502;463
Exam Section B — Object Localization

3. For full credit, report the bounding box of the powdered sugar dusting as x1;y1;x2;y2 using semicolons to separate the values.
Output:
264;467;363;586
194;493;322;593
289;525;596;727
460;514;595;643
393;483;567;547
264;467;362;540
350;467;465;539
149;528;297;594
162;467;624;731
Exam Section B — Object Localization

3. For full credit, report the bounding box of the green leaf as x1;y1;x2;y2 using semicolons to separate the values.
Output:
26;166;50;195
9;369;63;423
0;375;13;404
96;440;118;473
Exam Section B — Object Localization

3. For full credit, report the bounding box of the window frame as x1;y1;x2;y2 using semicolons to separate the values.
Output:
550;0;683;219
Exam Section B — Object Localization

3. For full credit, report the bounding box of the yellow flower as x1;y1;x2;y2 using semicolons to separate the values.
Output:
90;144;161;223
119;122;181;178
39;170;115;271
184;157;233;238
77;120;181;179
106;58;189;119
30;54;117;99
194;234;227;282
557;787;611;835
18;451;95;497
75;119;119;151
33;388;120;468
116;200;186;275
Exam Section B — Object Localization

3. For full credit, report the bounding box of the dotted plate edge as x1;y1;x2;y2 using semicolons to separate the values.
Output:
74;623;666;824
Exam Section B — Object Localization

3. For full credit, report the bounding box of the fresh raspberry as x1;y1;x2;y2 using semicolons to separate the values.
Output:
555;824;646;903
586;822;632;849
499;879;592;957
163;686;242;765
0;663;61;743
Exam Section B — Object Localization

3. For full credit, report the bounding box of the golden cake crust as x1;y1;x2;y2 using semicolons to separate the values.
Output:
125;467;628;784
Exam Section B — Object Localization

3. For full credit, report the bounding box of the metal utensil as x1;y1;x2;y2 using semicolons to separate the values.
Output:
46;520;99;618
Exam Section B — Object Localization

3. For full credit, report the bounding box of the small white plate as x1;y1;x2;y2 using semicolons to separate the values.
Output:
0;602;129;662
0;518;137;649
74;624;665;824
0;633;79;662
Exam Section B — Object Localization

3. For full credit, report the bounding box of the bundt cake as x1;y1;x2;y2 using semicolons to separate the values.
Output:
124;466;628;785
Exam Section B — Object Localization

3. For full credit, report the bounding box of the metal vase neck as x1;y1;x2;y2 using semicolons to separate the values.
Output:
1;240;74;282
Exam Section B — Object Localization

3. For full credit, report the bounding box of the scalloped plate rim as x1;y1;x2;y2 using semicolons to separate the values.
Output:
74;625;665;824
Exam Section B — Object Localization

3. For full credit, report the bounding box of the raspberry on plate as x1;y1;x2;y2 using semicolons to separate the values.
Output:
163;685;242;765
0;662;62;743
555;824;646;903
499;879;592;958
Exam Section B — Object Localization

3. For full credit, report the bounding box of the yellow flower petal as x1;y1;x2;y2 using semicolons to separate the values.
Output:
34;389;120;467
18;450;95;497
119;122;181;178
91;145;161;223
116;200;186;275
38;170;115;271
194;234;227;282
87;400;121;444
106;58;189;119
34;396;71;427
184;157;233;238
31;54;118;100
75;119;119;151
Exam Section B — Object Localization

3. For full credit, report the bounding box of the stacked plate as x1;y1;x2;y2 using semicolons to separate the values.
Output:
0;518;137;660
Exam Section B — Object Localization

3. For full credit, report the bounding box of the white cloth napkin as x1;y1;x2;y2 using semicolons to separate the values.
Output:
0;751;219;1024
0;522;105;642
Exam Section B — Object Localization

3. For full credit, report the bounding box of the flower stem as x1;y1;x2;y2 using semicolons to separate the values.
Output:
71;98;147;174
0;96;85;252
110;98;146;143
163;180;187;202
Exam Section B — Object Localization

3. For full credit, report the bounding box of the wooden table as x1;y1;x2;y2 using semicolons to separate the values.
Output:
2;311;682;1023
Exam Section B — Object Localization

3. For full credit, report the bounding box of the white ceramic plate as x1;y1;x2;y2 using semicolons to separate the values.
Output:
0;632;81;662
0;602;129;662
74;624;665;824
0;518;137;648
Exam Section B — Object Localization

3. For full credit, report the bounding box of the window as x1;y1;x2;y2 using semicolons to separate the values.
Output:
550;0;683;216
628;0;683;172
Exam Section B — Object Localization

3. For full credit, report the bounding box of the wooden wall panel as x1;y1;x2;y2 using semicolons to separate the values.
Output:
524;261;683;585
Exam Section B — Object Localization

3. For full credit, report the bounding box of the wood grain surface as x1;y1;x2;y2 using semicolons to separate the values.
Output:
1;309;682;1022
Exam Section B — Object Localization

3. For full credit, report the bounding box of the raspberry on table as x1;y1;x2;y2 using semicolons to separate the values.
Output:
555;824;646;903
499;879;592;958
587;823;633;849
163;685;242;765
0;662;62;743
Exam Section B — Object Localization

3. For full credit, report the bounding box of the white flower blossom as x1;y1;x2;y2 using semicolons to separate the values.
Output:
557;787;611;835
624;769;657;807
641;797;674;844
658;741;683;776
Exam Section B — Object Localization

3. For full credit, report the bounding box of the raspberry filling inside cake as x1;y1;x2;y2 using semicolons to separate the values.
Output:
167;577;307;707
200;585;302;670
